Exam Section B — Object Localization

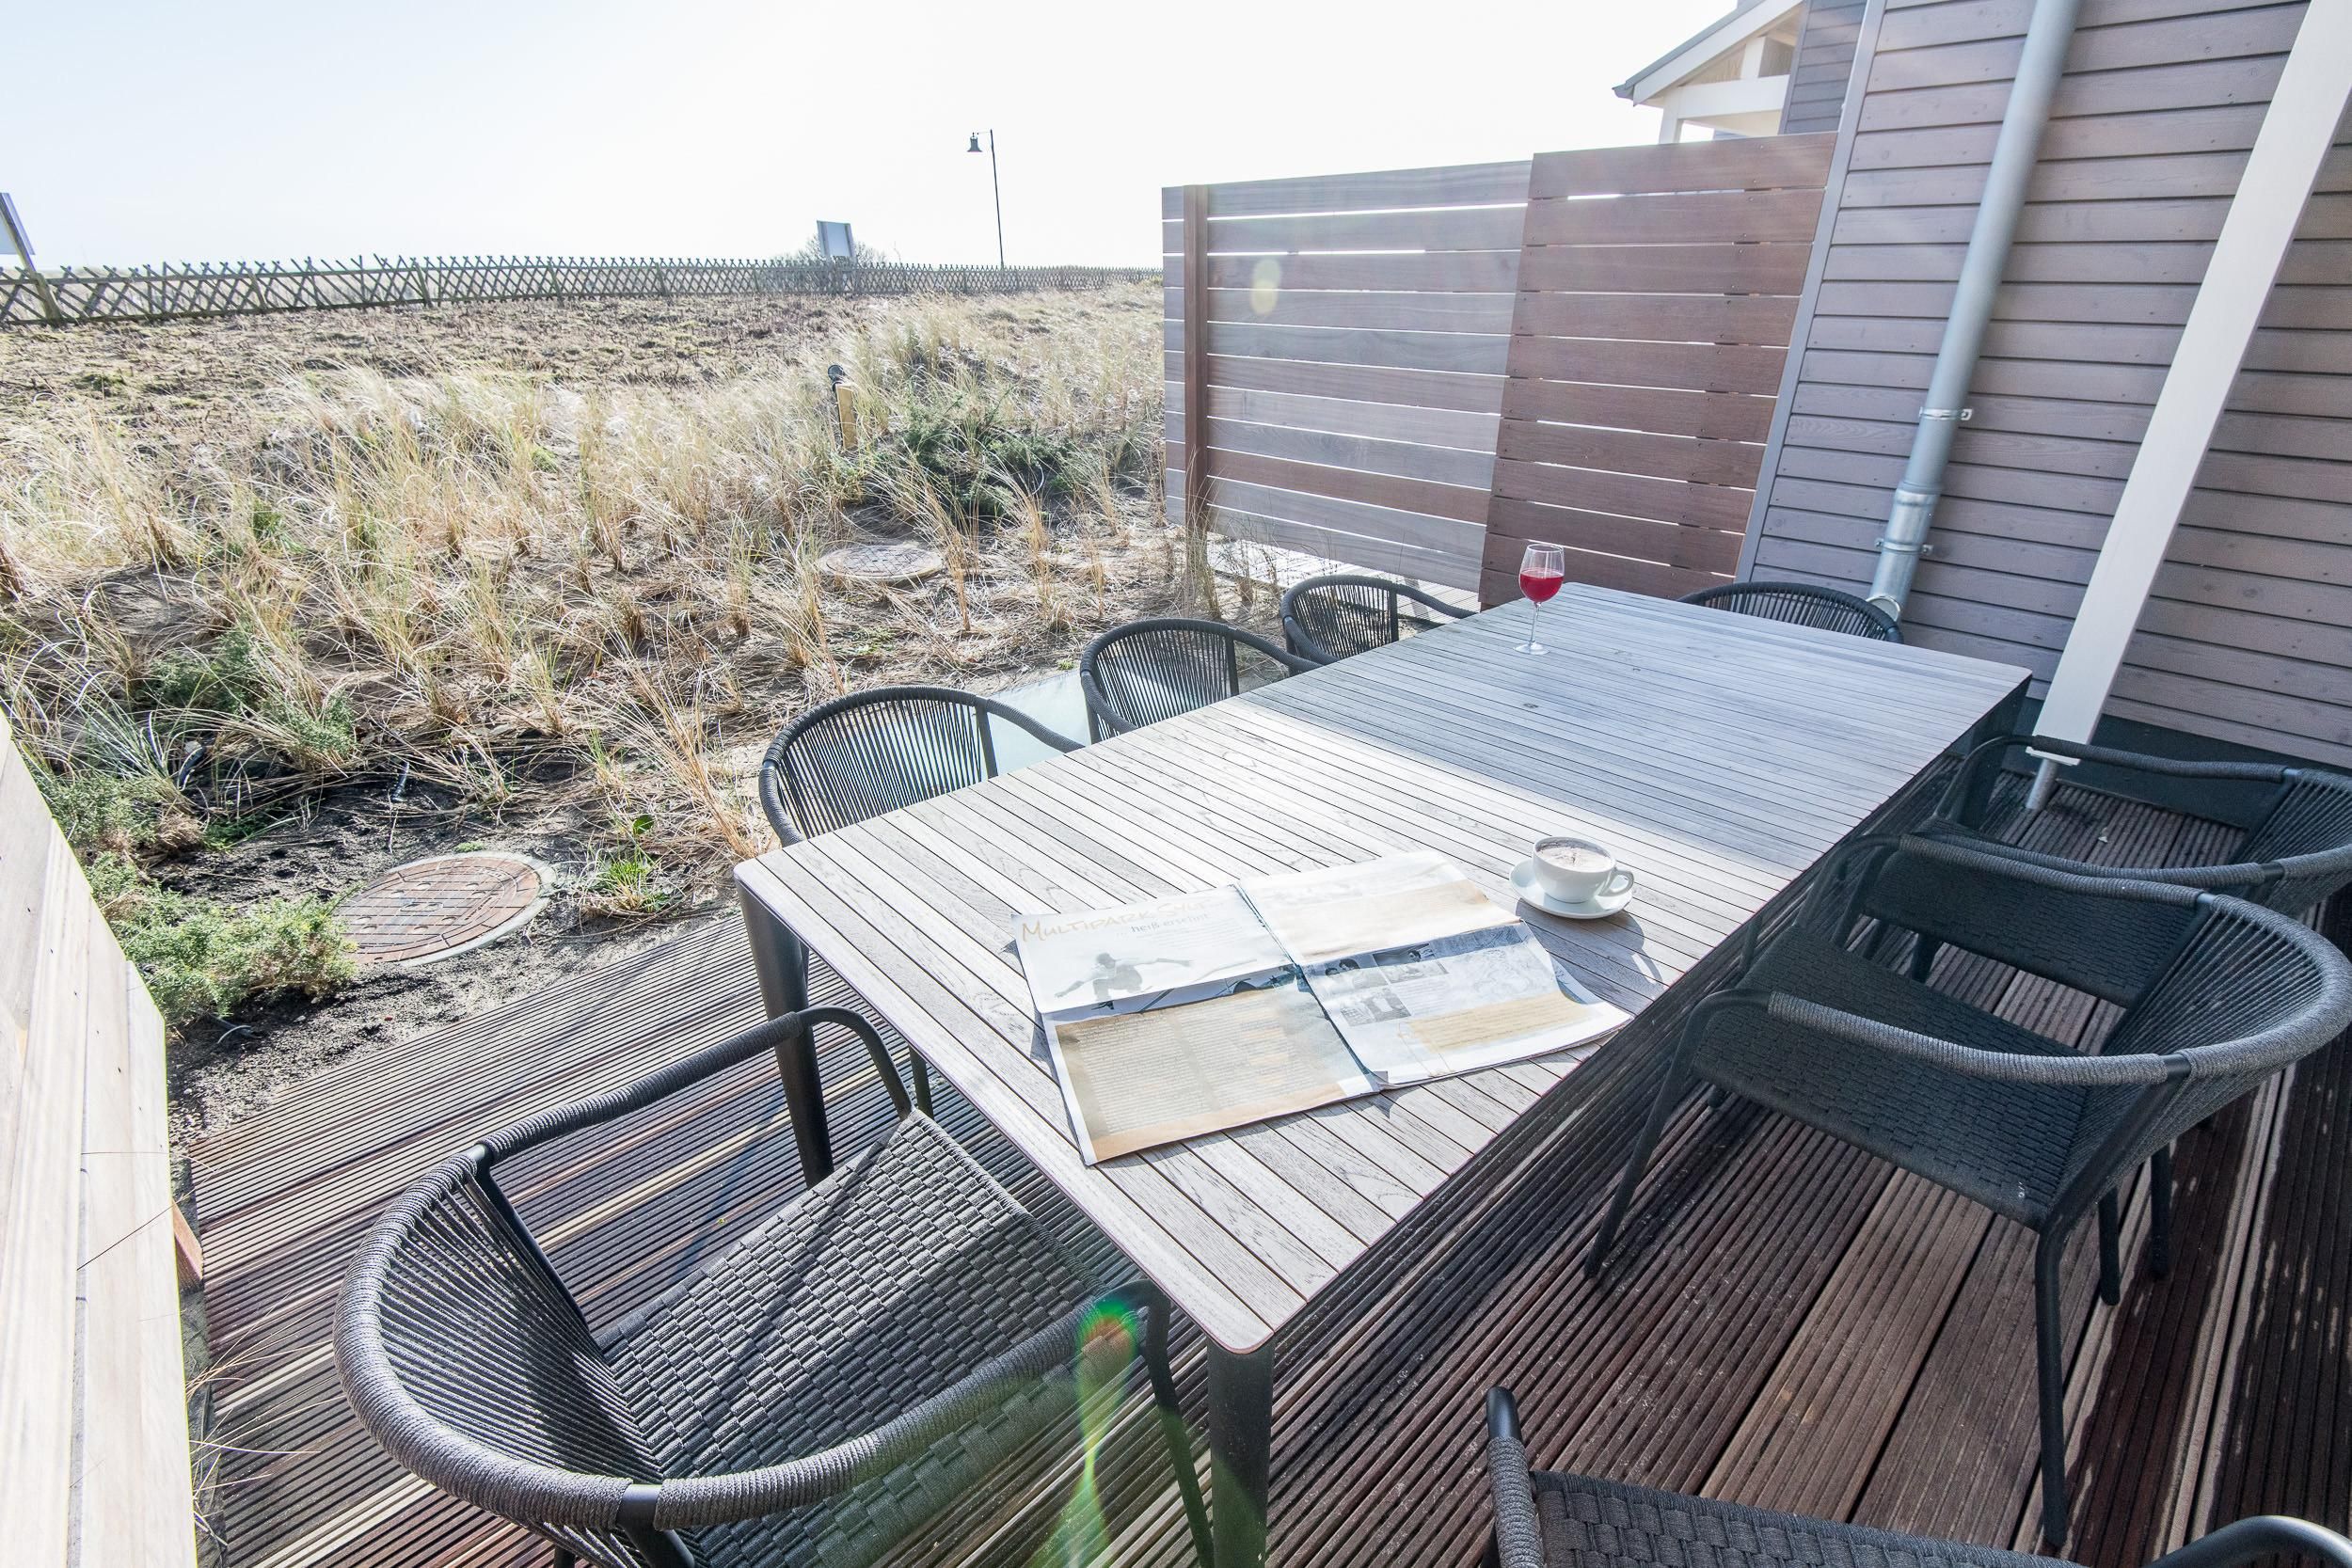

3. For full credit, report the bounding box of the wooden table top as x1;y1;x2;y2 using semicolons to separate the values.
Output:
736;584;2030;1353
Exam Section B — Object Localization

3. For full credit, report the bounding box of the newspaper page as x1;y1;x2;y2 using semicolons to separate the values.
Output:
1245;853;1628;1084
1015;888;1373;1164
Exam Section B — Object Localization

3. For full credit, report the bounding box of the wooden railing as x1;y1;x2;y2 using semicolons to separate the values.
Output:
0;256;1159;325
0;712;199;1565
1162;135;1835;602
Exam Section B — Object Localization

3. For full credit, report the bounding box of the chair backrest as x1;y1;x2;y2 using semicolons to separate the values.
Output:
1279;574;1471;664
2061;890;2351;1205
1680;580;1902;643
2232;768;2352;916
337;1151;673;1566
1079;617;1315;737
760;685;1080;845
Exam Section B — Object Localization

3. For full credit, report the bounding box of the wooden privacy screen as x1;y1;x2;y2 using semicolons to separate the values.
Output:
1477;135;1835;606
1162;161;1532;591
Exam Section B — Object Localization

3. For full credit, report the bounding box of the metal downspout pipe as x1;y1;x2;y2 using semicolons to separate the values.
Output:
1867;0;2086;617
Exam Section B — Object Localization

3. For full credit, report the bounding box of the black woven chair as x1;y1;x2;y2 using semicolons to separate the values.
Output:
1079;617;1318;739
1905;734;2352;994
1278;573;1471;665
1679;580;1903;642
1585;834;2352;1548
759;685;1082;847
1485;1386;2352;1568
336;1008;1210;1568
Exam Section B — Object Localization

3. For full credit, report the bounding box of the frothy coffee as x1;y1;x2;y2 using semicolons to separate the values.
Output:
1537;843;1611;875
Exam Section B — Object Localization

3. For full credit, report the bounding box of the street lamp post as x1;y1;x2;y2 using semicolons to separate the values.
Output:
967;130;1005;269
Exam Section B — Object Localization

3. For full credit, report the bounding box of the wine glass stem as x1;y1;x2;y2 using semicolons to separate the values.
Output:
1527;596;1541;647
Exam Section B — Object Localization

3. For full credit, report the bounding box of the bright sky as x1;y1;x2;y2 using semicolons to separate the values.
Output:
11;0;1730;270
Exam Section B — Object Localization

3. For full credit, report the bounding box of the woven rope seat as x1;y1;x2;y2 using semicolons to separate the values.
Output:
337;1009;1207;1568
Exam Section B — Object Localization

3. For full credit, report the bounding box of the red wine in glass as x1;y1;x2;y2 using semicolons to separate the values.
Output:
1518;543;1565;655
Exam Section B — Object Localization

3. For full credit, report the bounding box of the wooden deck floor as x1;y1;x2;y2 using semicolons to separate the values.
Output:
185;782;2352;1567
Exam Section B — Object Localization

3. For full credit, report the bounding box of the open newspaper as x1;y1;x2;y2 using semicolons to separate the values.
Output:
1016;853;1625;1164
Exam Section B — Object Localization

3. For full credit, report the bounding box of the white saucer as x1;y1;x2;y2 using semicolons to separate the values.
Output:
1511;859;1635;920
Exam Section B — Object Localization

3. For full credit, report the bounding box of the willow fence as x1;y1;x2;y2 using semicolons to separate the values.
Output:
1;254;1159;325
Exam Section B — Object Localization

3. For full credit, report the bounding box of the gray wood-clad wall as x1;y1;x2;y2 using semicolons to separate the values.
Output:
1745;0;2352;768
1783;0;1869;135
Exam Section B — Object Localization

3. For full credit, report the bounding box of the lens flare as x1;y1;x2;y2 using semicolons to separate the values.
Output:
1023;1299;1148;1566
1249;259;1281;316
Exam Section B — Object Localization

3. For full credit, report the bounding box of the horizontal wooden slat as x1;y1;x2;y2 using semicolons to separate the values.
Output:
1486;495;1748;576
1495;459;1756;531
1203;384;1502;451
1502;380;1780;443
1183;320;1511;375
1833;194;2235;246
1522;186;1826;246
1518;242;1816;295
1528;135;1838;198
1195;207;1528;255
1865;7;2305;97
1511;291;1803;347
1202;417;1496;490
1207;447;1491;524
1855;55;2292;137
1185;287;1518;333
1201;251;1521;293
1507;336;1789;396
1198;352;1506;414
1160;161;1530;221
1213;510;1484;591
1498;421;1767;488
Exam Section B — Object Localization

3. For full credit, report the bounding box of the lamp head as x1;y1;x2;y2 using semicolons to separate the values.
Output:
968;133;982;153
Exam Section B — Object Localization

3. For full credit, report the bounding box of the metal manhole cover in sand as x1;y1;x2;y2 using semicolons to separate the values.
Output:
340;851;554;966
819;540;943;585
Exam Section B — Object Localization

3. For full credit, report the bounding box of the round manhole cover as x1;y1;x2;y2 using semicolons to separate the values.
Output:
340;851;553;966
819;540;943;585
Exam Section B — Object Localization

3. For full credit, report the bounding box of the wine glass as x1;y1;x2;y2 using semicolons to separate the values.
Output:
1518;543;1565;655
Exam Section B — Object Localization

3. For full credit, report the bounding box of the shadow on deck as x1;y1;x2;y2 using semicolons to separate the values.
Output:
186;782;2352;1567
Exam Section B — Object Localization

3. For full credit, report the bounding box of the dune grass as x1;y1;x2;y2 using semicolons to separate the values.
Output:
2;289;1184;1030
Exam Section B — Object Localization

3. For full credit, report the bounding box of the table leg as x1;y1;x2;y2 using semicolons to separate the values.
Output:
1207;1340;1275;1568
739;880;810;1017
737;880;831;1184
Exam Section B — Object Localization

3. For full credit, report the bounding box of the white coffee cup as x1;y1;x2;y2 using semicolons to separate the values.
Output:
1531;835;1634;906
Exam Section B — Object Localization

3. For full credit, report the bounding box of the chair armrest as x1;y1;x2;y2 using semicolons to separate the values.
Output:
479;1007;910;1165
1078;662;1133;736
644;1282;1159;1528
1485;1388;1545;1568
970;693;1083;754
1911;827;2287;896
1236;624;1324;674
2144;1517;2352;1568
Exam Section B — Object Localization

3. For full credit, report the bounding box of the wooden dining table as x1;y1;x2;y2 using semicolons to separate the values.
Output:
732;582;2029;1568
